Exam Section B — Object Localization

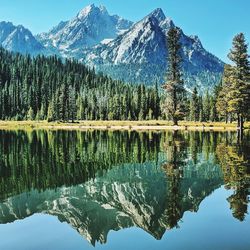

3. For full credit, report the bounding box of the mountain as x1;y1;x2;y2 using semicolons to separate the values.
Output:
0;21;45;55
37;4;133;57
1;5;224;90
80;8;224;90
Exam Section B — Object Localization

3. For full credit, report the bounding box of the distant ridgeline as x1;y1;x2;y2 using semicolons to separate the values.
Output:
0;48;160;121
0;5;224;90
0;130;249;244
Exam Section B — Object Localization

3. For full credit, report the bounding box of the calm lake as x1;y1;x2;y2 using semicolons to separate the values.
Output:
0;130;249;250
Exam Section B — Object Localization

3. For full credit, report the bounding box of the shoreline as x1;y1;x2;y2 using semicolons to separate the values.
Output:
0;121;249;131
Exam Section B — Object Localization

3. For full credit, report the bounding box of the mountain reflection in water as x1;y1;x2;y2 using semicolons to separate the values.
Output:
0;130;249;246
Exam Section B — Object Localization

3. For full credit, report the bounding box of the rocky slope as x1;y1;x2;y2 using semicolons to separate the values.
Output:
0;5;224;90
0;21;45;55
36;4;133;57
80;8;224;90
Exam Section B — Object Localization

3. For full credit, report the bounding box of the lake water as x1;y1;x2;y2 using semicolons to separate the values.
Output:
0;130;249;250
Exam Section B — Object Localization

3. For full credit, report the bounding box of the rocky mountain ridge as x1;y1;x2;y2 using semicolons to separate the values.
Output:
0;4;224;90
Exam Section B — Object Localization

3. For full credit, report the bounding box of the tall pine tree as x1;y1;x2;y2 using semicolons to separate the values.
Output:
189;87;199;121
163;27;187;125
227;33;250;129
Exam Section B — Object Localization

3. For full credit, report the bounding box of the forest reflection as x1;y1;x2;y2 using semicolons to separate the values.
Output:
0;129;249;244
216;133;250;221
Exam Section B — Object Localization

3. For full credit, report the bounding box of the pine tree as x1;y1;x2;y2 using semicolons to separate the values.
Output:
203;91;211;121
163;27;187;125
27;107;34;120
153;82;161;119
76;96;84;120
227;33;250;129
47;98;57;122
210;83;221;122
216;65;232;122
190;87;199;121
69;85;77;122
198;96;204;122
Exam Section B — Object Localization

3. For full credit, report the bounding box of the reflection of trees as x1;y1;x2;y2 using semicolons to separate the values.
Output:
0;129;227;244
227;186;248;221
161;131;187;228
216;137;250;221
161;131;229;229
0;130;161;200
162;131;187;176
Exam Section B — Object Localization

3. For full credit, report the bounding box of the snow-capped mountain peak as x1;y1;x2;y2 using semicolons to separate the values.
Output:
77;4;95;19
37;5;133;55
96;13;166;65
80;7;223;90
0;21;44;55
77;4;108;19
147;8;166;23
1;5;224;91
99;5;108;13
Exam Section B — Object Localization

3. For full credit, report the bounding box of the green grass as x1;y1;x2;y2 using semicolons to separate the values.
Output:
0;120;249;131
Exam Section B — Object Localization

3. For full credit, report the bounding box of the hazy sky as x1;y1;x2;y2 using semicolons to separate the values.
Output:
0;0;249;62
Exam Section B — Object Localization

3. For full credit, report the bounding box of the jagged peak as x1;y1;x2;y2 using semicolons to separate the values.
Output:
147;8;166;22
142;15;161;28
16;24;26;30
0;21;14;26
0;22;37;37
159;18;175;32
163;17;174;27
99;5;108;13
77;4;109;19
0;22;30;34
77;4;95;19
190;35;200;41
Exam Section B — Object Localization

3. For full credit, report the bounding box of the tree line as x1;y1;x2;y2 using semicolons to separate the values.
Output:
0;29;249;124
0;49;160;121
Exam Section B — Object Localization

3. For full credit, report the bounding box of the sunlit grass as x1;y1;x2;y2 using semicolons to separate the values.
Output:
0;120;249;131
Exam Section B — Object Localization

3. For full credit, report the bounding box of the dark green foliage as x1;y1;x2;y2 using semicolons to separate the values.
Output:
163;28;187;125
0;48;160;121
0;31;249;124
217;33;250;128
189;87;199;121
0;130;161;198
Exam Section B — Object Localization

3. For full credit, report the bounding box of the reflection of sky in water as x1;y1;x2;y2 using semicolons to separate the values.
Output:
0;130;249;250
0;188;249;250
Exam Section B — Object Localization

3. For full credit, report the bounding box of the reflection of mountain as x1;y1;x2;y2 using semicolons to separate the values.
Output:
0;130;161;200
0;130;224;245
0;160;222;245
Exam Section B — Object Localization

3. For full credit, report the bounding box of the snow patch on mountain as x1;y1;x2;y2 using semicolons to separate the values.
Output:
0;21;45;55
37;4;133;55
0;5;224;90
79;7;224;90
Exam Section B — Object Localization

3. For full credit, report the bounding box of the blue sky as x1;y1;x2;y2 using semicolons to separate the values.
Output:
0;0;249;62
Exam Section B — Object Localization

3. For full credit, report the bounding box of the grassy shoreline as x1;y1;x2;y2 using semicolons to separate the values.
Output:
0;120;249;131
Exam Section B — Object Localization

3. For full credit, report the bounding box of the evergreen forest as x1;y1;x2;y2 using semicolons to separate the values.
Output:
0;30;249;125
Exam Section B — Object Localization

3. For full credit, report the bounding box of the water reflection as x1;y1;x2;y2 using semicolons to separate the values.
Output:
0;130;249;245
216;133;250;221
